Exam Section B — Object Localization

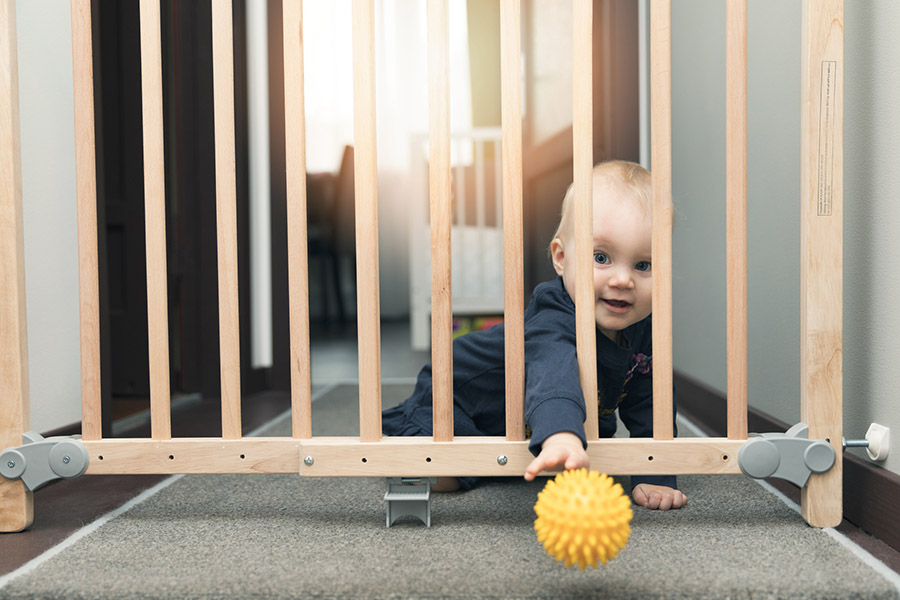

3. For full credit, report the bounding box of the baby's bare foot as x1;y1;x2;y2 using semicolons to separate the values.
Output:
432;477;460;492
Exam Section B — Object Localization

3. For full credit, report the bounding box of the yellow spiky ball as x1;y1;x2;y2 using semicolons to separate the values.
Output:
533;468;633;569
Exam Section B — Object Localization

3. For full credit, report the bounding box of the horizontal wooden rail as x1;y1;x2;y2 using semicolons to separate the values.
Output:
82;437;744;476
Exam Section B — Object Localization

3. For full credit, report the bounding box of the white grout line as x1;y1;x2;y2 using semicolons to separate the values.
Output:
821;521;900;593
248;382;343;434
0;474;185;591
111;393;203;436
674;413;712;439
677;413;900;594
754;478;900;593
0;382;343;592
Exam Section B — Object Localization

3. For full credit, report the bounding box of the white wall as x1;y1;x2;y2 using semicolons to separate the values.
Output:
16;0;82;433
843;1;900;474
671;1;900;477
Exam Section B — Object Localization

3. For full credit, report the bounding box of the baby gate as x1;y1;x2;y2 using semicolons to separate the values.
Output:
1;0;843;532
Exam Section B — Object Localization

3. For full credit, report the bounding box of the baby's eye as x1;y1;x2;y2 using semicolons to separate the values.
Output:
635;261;651;272
594;252;610;265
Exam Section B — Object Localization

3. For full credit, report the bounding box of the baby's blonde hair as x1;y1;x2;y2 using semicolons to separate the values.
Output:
550;160;652;245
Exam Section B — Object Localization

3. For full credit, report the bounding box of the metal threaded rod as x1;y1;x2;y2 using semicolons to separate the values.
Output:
843;438;869;449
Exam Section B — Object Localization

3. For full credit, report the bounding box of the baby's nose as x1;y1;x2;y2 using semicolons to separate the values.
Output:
609;269;635;288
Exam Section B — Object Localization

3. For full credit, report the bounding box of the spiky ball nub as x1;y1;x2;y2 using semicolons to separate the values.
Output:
533;469;633;569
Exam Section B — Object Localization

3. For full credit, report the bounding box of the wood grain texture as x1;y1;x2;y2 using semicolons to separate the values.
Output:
282;0;312;439
139;0;172;440
800;0;843;528
649;0;673;440
500;0;524;441
71;0;102;442
725;0;748;441
352;0;382;442
0;0;33;532
211;0;242;439
428;0;453;442
79;437;743;476
572;0;597;440
301;437;744;477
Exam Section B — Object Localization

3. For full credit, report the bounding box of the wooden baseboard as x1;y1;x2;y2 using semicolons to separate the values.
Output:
675;371;900;554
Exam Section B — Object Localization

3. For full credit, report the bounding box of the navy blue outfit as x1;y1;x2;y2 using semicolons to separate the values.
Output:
383;277;677;491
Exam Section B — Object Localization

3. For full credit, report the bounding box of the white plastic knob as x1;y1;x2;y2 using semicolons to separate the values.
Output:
865;423;890;461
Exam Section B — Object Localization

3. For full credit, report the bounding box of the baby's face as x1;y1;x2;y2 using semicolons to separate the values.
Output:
551;180;653;342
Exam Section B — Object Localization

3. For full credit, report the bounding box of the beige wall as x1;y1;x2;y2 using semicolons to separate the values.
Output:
670;0;900;476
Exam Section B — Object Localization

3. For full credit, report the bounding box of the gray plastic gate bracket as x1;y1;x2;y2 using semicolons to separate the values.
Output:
384;477;436;528
737;423;836;488
0;431;90;492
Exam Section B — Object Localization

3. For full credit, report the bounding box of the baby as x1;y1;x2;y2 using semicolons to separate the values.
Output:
383;160;686;510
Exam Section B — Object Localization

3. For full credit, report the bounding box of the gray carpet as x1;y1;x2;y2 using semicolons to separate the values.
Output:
2;383;898;599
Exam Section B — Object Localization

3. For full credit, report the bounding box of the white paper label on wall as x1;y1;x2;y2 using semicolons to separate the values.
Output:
817;61;837;217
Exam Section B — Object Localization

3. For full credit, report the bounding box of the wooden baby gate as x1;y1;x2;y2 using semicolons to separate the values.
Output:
1;0;843;531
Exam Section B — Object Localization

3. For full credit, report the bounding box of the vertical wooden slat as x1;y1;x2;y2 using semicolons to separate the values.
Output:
500;0;524;441
139;0;171;440
800;0;843;528
0;0;33;533
649;0;673;440
282;0;312;439
725;0;748;440
70;0;102;442
428;0;453;442
572;0;597;440
211;0;242;439
352;0;382;443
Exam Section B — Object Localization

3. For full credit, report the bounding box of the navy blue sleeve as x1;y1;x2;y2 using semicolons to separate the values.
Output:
617;331;678;490
523;283;588;456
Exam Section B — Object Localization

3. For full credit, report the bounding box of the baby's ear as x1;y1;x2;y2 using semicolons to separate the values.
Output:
550;238;566;276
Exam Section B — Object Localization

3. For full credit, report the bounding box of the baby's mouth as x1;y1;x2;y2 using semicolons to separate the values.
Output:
601;298;632;313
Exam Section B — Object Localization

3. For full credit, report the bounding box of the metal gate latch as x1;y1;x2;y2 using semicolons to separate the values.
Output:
0;431;89;491
738;423;835;487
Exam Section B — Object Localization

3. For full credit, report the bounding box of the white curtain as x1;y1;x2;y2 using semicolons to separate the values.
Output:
302;0;473;315
303;0;472;171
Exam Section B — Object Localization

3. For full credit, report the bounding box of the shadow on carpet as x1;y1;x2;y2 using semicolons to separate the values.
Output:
1;383;897;600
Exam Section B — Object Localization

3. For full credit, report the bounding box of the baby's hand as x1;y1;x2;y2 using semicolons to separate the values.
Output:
524;432;589;481
632;483;687;510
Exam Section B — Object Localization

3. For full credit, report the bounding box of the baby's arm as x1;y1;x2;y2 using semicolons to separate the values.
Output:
524;432;589;481
525;433;687;510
